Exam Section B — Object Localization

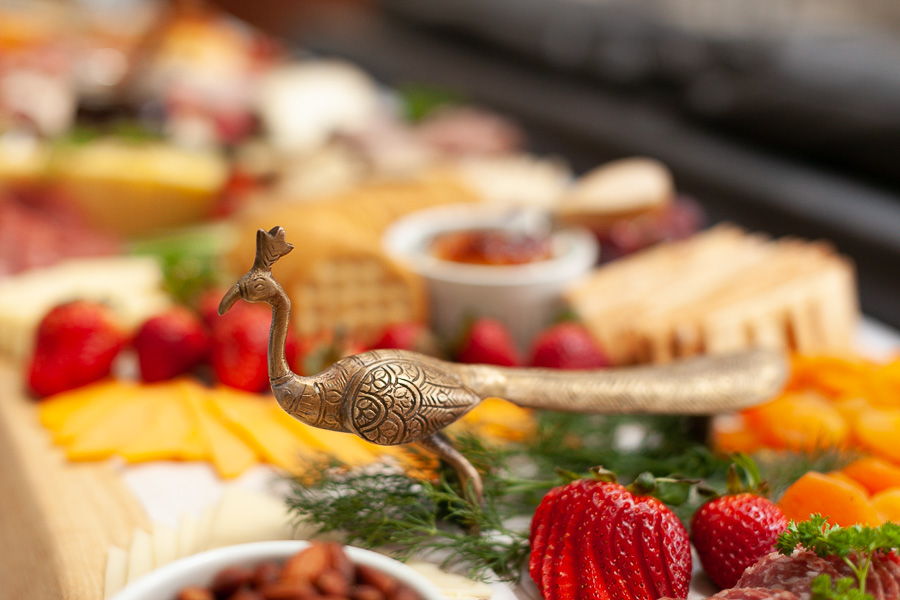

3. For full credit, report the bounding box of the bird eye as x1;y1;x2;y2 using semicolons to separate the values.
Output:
254;282;265;291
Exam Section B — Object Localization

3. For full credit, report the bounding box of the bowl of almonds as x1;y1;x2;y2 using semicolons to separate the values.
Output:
110;540;444;600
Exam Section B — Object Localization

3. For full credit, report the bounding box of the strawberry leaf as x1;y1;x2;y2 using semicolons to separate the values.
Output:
653;477;695;506
624;472;697;506
555;467;585;483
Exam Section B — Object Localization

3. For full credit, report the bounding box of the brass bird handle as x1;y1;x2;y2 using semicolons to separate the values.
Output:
221;226;789;504
451;348;787;415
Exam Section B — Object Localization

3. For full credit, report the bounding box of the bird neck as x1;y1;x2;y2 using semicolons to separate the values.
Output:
266;285;293;381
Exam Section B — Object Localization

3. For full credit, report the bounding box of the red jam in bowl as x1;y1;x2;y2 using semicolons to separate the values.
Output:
429;228;553;265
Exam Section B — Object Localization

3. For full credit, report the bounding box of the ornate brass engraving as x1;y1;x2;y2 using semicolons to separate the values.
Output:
220;226;789;503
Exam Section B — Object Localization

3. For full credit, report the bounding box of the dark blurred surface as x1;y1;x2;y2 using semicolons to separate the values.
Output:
227;0;900;330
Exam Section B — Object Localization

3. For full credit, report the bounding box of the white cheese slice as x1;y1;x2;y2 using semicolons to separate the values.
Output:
194;505;217;554
150;522;178;569
206;488;297;549
125;528;154;585
0;255;171;360
103;546;129;599
176;513;200;560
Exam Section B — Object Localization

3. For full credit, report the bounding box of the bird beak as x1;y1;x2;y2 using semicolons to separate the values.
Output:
218;284;241;315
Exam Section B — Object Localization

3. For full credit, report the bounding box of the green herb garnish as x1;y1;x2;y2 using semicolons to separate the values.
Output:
285;437;550;582
810;574;874;600
397;83;465;123
776;515;900;598
284;412;858;581
130;224;231;304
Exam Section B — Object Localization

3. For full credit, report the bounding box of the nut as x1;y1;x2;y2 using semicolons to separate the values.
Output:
325;542;355;581
389;585;420;600
316;569;350;597
355;564;397;597
253;562;282;588
211;566;254;597
260;580;315;600
281;542;331;583
173;543;422;600
177;587;215;600
230;590;265;600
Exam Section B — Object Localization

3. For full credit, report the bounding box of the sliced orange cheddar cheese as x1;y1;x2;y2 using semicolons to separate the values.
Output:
118;381;199;463
184;389;257;479
38;379;127;430
53;384;137;445
268;405;381;466
455;397;535;442
170;380;206;461
66;394;151;460
208;386;316;473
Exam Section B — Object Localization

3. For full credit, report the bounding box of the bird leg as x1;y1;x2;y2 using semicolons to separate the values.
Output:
417;432;483;507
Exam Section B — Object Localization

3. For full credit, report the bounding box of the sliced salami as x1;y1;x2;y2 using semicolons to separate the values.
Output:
827;551;900;600
875;552;900;600
708;587;801;600
658;588;800;600
736;551;841;600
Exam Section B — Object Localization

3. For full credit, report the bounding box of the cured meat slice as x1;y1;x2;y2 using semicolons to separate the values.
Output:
874;552;900;600
710;588;801;600
827;551;900;600
658;589;800;600
736;551;840;600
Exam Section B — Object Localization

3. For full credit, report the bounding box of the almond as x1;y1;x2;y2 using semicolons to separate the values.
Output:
282;542;331;584
316;569;350;597
211;566;254;597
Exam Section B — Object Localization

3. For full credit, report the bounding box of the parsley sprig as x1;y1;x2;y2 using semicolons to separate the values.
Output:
776;515;900;599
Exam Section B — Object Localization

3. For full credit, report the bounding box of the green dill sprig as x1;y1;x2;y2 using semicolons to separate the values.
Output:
282;411;858;581
284;459;534;582
776;515;900;597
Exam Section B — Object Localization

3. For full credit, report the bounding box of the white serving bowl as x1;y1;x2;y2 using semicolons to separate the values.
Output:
383;204;599;350
110;540;444;600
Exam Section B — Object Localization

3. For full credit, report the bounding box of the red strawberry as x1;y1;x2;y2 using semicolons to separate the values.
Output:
543;480;596;599
133;306;210;382
27;300;127;397
210;302;297;392
528;322;609;369
530;471;692;600
529;484;565;587
691;458;788;589
456;318;520;366
367;322;440;356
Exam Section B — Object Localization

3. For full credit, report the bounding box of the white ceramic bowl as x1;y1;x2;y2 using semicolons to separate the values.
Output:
110;540;444;600
383;204;599;350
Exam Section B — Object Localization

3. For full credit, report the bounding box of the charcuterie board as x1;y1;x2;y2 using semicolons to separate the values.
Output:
0;361;149;599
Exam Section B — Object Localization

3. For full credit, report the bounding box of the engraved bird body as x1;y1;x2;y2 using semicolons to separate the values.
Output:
220;226;789;503
270;349;481;445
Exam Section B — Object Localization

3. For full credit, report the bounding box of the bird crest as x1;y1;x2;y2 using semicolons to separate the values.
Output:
253;226;294;272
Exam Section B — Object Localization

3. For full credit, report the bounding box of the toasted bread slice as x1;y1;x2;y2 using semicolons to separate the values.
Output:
565;226;859;364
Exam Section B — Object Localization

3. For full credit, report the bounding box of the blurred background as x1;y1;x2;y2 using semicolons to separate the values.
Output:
2;0;899;328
